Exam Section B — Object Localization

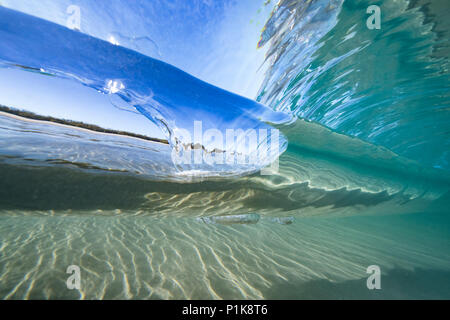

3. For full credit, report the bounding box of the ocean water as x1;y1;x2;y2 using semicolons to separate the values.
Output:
0;0;449;299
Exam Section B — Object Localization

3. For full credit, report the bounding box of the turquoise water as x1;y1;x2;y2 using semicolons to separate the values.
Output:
0;0;449;299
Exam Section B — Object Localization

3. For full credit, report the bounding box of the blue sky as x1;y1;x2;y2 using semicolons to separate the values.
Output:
0;68;165;138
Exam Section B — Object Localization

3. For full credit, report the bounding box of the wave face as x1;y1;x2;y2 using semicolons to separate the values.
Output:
258;0;450;171
0;1;449;218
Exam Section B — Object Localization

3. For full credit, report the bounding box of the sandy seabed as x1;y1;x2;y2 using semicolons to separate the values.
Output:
0;210;449;299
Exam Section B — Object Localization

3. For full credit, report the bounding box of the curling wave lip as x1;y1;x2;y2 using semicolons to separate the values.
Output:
0;6;290;179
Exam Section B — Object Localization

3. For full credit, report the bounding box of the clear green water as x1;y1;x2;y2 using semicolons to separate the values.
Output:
0;0;449;299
